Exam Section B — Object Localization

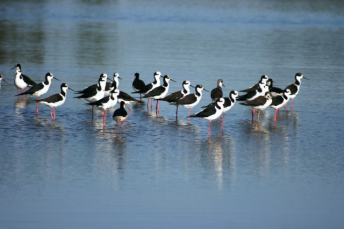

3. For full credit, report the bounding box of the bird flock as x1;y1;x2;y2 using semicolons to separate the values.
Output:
1;63;308;135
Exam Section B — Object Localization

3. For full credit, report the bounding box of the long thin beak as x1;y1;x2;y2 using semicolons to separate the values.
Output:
203;88;209;92
190;85;195;88
10;66;16;70
170;78;177;82
2;79;9;84
118;77;122;80
303;77;309;80
107;77;112;81
223;84;225;87
53;77;60;81
68;87;76;92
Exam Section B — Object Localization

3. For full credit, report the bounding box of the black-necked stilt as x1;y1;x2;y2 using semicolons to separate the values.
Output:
132;73;145;99
162;80;193;117
266;78;284;97
16;72;59;113
270;89;291;122
37;83;74;120
202;90;239;128
87;89;120;125
237;80;267;102
176;84;207;120
143;75;172;115
103;72;121;97
210;79;224;101
75;73;112;95
110;72;143;105
12;63;37;93
113;101;131;133
285;72;308;109
0;74;8;84
132;71;161;109
240;92;272;122
190;97;225;135
240;75;269;93
75;73;107;115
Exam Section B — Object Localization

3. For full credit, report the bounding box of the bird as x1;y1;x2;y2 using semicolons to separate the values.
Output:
210;79;224;101
240;92;272;122
0;74;8;84
12;63;37;93
132;73;145;99
110;72;143;105
113;101;131;133
132;71;161;109
266;78;284;97
202;90;239;128
143;75;172;115
285;72;308;109
270;89;291;122
239;75;269;93
161;80;193;117
74;73;107;116
190;98;225;135
237;80;267;102
175;84;207;120
87;89;120;125
16;72;59;113
75;73;113;96
37;83;74;120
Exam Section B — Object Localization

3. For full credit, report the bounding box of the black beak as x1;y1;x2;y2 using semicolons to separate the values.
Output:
190;85;195;88
2;78;9;84
170;78;177;82
53;77;60;81
203;88;209;92
68;87;76;92
303;76;309;80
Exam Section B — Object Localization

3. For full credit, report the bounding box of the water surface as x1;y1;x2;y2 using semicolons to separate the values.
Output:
0;0;344;228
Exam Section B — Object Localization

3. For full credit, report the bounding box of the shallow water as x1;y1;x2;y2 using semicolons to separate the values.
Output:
1;0;344;228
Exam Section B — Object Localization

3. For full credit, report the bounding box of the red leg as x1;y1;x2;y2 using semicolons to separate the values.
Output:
208;121;211;135
274;109;277;122
50;108;54;119
103;109;107;125
125;103;131;121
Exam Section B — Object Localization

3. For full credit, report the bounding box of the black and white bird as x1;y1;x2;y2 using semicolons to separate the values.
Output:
75;73;113;96
190;97;225;135
16;72;59;113
113;101;131;134
240;75;269;93
87;89;120;125
132;71;161;108
132;73;145;99
202;90;239;127
111;72;143;105
176;84;207;119
143;75;172;115
270;89;291;122
37;83;74;120
237;80;267;102
285;72;308;109
161;80;193;117
12;63;37;93
0;74;9;89
210;79;224;101
75;73;107;115
240;92;272;122
266;78;284;97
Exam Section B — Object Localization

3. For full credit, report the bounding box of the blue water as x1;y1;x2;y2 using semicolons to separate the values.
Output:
1;0;344;228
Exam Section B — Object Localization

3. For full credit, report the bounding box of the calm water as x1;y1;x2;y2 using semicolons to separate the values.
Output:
1;0;344;228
